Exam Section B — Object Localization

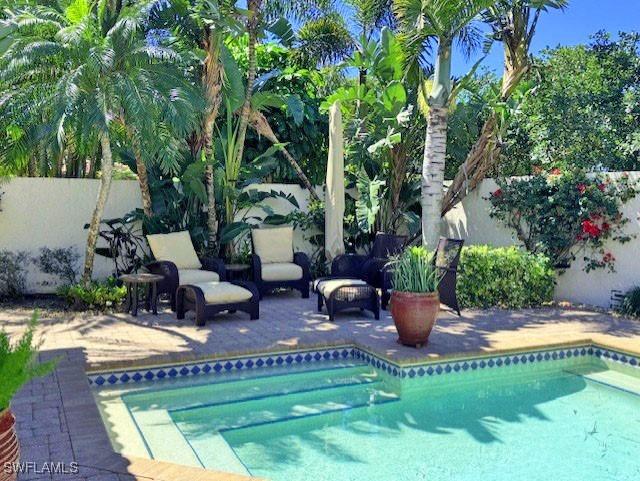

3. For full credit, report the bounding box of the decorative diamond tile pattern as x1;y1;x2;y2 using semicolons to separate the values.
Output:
87;344;640;386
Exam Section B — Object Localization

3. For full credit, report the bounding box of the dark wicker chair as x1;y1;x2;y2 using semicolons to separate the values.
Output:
250;226;311;298
147;257;226;312
433;237;465;316
145;231;227;311
331;232;407;309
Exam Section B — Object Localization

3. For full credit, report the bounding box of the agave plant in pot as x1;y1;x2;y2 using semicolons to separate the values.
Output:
1;313;55;481
389;247;442;347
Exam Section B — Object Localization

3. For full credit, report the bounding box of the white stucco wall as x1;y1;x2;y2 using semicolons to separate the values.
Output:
0;177;143;293
443;172;640;308
0;178;319;294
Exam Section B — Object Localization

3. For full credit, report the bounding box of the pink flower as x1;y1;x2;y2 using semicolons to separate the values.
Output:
550;168;562;175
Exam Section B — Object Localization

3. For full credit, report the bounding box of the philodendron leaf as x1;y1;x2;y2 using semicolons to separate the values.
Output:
285;94;305;125
355;168;385;233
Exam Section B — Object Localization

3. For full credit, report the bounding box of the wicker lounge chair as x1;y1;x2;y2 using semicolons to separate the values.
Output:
250;226;311;298
331;232;407;309
145;231;226;311
434;237;464;316
176;281;259;326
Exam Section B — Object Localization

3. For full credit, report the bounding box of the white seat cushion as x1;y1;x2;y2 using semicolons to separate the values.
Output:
261;262;303;281
252;227;294;264
179;269;219;285
316;279;368;297
192;282;252;305
147;231;202;269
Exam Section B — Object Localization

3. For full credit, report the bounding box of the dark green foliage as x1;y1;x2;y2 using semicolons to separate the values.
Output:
57;277;127;311
500;32;640;175
32;247;80;285
620;286;640;318
0;312;56;411
488;170;638;272
0;250;29;300
457;246;555;308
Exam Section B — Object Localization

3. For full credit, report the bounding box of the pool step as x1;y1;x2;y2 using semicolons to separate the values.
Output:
171;380;399;433
124;363;378;412
566;366;640;396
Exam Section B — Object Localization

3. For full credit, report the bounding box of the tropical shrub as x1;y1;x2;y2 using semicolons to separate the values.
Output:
32;247;80;285
0;312;56;411
58;278;127;311
457;246;555;308
488;170;638;272
391;247;440;294
0;250;29;300
619;287;640;318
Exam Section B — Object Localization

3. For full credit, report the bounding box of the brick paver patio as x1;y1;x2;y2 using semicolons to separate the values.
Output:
2;292;639;481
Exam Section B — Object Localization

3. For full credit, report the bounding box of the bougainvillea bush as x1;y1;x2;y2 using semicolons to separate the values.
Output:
488;170;638;272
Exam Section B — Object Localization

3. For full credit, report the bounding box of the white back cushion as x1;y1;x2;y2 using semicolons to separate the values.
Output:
147;231;202;269
252;226;294;264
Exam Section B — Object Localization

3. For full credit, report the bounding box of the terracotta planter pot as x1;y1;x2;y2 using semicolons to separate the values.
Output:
390;291;440;347
0;409;19;481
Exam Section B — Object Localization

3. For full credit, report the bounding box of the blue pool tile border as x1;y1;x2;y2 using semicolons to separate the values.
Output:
88;346;355;387
88;343;640;387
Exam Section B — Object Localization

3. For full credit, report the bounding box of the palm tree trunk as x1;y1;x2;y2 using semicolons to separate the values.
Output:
232;0;261;167
82;133;114;285
201;32;224;249
421;106;448;248
129;134;153;217
249;110;321;202
440;7;535;217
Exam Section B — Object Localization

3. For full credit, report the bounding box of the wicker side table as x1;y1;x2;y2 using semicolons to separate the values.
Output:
119;273;164;316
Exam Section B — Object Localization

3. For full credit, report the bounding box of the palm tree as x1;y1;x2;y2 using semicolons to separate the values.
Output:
441;0;568;216
395;0;497;248
0;3;198;284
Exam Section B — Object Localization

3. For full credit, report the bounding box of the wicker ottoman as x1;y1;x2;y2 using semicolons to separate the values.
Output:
313;277;380;321
176;281;259;326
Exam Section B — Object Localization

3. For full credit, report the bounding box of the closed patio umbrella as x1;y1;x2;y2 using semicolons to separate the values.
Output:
325;101;345;262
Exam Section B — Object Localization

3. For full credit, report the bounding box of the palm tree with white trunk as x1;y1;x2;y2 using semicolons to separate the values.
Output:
395;0;498;247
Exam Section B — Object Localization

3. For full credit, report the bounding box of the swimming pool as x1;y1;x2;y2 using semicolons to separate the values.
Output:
93;345;640;481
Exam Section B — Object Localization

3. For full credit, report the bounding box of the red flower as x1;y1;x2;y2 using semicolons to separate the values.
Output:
550;168;562;175
603;252;615;263
581;219;601;238
577;183;587;194
597;183;606;192
492;189;503;198
602;222;610;231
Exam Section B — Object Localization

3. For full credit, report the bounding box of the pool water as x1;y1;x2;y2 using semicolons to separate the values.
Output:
95;355;640;481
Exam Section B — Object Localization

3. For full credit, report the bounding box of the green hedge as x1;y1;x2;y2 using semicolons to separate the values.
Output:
457;246;555;308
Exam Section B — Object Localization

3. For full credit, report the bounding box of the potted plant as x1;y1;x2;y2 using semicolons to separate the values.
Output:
1;313;56;480
389;247;442;347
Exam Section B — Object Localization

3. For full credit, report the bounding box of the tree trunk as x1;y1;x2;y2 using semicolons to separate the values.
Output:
27;155;37;177
200;30;225;251
249;109;321;202
130;134;153;217
440;7;534;217
82;133;114;285
421;106;448;248
232;0;261;168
